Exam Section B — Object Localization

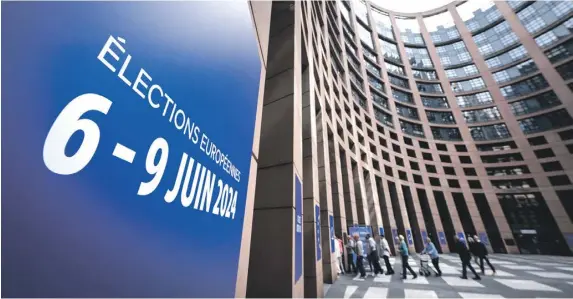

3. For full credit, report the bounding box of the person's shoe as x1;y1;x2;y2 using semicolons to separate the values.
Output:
459;276;468;279
385;272;394;275
360;275;366;279
473;276;481;280
401;276;407;280
493;270;496;275
413;274;418;279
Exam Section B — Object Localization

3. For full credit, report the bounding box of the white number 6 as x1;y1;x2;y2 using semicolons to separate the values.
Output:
43;93;112;175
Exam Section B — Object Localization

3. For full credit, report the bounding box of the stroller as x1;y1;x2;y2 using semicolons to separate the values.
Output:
418;253;432;277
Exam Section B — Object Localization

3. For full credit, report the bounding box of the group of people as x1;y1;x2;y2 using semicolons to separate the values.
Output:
338;232;496;281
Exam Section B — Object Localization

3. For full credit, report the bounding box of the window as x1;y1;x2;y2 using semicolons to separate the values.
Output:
414;174;423;184
412;69;438;81
423;152;433;161
393;144;401;153
444;166;456;175
417;82;443;94
374;107;394;127
462;107;502;123
399;119;425;138
473;21;519;57
407;149;416;158
528;136;548;146
392;88;414;104
517;1;573;35
456;144;468;152
541;161;564;172
436;41;472;67
492;59;538;84
548;175;572;186
451;78;486;93
405;47;434;68
470;124;511;141
427;110;456;124
445;64;479;79
368;75;385;94
456;92;494;108
419;141;430;149
476;141;517;152
396;17;425;45
509;91;562;116
372;8;395;40
485;46;528;70
396;103;419;120
426;164;437;173
481;153;524;163
389;74;410;89
557;60;573;80
545;39;573;64
358;22;374;49
430;177;441;186
422;96;449;109
559;129;573;141
500;75;549;100
534;148;555;159
432;127;462;141
382;150;390;161
410;161;420;170
534;17;573;49
469;180;482;189
385;165;393;175
385;61;405;76
441;155;452;163
491;179;537;190
457;0;502;33
436;143;448;151
464;168;477;176
338;1;352;26
396;157;404;167
425;11;460;43
448;179;461;188
460;156;472;164
365;60;381;77
519;109;573;135
380;39;402;63
372;90;390;110
486;166;530;176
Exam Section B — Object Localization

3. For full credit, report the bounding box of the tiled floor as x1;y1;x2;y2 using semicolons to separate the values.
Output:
325;254;573;298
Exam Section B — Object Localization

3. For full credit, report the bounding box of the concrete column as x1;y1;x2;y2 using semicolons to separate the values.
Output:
341;150;358;227
247;2;304;297
423;189;450;253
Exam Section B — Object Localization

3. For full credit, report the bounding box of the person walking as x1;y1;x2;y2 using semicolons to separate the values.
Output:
346;235;357;274
354;234;367;278
367;234;384;275
397;235;417;279
474;235;496;275
421;237;441;276
380;234;395;275
468;237;479;266
337;236;346;275
455;235;481;280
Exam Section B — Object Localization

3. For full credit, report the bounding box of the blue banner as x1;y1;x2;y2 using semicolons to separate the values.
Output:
295;177;303;281
329;215;335;253
391;228;399;242
348;225;372;255
564;233;573;251
379;227;385;237
479;232;490;246
457;232;466;242
438;232;447;245
2;2;260;297
315;204;322;261
421;230;428;242
406;229;414;245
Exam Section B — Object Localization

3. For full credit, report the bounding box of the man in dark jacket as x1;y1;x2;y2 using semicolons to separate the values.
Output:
454;235;481;280
474;235;496;275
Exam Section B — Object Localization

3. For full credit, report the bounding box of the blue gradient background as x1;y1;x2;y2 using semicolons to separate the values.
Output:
2;1;260;297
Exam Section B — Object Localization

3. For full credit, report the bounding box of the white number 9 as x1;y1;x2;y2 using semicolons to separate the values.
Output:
43;93;112;175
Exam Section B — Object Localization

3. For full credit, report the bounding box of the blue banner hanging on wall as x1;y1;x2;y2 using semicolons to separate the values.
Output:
295;177;303;282
421;230;428;242
329;214;335;253
348;225;372;255
479;232;490;246
316;204;322;261
406;229;414;245
2;1;261;297
438;232;447;245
